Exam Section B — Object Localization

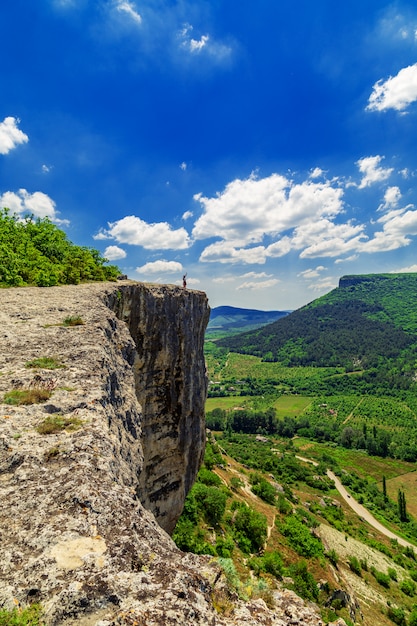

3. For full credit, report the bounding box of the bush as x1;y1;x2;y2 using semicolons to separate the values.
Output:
386;606;406;626
232;504;268;553
192;483;227;526
399;578;415;596
288;560;319;602
280;515;323;558
348;556;361;576
0;209;119;287
248;551;284;579
0;603;43;625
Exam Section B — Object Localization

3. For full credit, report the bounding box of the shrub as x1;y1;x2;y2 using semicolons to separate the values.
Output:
399;578;415;596
371;567;390;588
280;515;323;558
248;551;284;579
288;560;319;602
325;549;338;567
198;467;222;486
386;606;406;626
232;504;268;553
0;603;44;625
388;567;398;581
348;555;361;576
63;315;84;327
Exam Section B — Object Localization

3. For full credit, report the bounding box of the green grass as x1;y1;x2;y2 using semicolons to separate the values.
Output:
206;396;255;411
0;604;44;626
3;389;52;405
292;437;415;481
272;395;313;417
36;415;84;435
62;315;84;327
25;357;65;370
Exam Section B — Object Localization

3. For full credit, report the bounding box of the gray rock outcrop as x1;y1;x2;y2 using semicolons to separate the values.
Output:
0;281;323;625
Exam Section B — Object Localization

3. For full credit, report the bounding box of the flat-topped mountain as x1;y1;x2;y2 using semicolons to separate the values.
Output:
217;273;417;379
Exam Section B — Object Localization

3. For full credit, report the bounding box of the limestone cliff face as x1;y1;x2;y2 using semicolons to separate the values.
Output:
106;283;208;533
0;281;323;626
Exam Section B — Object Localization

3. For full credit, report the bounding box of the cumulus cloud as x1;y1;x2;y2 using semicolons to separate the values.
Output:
182;210;193;220
393;264;417;273
361;206;417;253
135;260;183;274
0;189;68;225
367;63;417;112
193;173;344;247
380;186;402;209
94;215;190;250
0;117;28;155
199;241;267;265
356;155;393;188
104;245;127;260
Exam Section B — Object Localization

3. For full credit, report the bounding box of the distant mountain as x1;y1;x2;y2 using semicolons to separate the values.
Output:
207;305;290;337
217;273;417;371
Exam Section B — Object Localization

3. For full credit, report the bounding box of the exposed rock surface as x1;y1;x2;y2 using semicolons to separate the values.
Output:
0;281;324;625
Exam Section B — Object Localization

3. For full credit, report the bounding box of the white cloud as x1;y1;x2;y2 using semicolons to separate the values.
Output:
179;23;232;61
335;254;358;264
135;260;183;274
367;63;417;112
298;266;326;279
94;215;190;250
0;189;69;225
114;0;142;24
180;161;187;171
193;173;344;247
236;279;280;291
307;277;338;292
380;186;402;209
361;206;417;253
309;167;324;179
199;241;267;265
0;117;28;155
182;210;193;220
356;155;393;188
42;164;52;174
104;245;127;261
393;264;417;273
240;271;272;279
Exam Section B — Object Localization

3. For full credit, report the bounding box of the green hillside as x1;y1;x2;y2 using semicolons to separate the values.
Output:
217;273;417;374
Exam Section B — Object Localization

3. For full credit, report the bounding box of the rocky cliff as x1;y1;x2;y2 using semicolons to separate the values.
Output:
0;281;324;626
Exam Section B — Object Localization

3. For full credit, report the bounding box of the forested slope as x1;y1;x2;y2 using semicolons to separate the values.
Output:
217;273;417;371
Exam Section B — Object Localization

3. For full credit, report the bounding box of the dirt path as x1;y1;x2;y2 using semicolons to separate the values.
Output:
342;396;364;425
296;455;417;553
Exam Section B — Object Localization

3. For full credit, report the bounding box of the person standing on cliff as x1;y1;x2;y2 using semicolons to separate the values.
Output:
182;273;187;288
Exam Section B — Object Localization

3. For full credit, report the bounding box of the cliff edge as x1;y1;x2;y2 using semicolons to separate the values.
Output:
0;281;323;626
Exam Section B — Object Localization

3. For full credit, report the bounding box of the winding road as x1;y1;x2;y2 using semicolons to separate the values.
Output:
296;455;417;553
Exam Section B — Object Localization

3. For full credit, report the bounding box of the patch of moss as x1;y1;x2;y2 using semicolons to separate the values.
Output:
36;415;84;435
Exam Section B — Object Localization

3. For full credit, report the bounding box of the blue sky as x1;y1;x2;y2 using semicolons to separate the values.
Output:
2;1;417;310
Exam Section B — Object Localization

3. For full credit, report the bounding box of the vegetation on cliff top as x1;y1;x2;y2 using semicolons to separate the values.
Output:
0;208;119;287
